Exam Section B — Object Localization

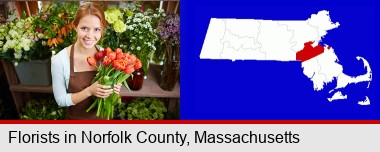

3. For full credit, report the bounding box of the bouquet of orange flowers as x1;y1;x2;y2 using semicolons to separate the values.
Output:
86;47;142;120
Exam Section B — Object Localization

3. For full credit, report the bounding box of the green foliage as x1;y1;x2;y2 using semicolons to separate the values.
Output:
33;2;78;53
116;97;167;120
101;2;166;75
20;97;66;120
0;2;78;63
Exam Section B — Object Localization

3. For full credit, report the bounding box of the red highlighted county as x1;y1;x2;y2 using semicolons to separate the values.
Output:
296;41;325;62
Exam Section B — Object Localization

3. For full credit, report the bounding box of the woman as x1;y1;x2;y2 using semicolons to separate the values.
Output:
51;2;122;119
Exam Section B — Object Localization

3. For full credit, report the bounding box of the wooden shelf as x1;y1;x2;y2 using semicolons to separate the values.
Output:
120;64;180;98
8;64;180;98
2;59;180;114
9;85;52;93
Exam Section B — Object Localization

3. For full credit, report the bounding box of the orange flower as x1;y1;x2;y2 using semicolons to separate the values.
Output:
112;59;127;70
67;21;75;30
115;52;126;60
134;59;142;69
124;65;135;74
104;47;112;55
56;37;64;43
47;38;52;47
115;48;123;54
124;52;130;58
57;28;62;36
87;56;96;66
52;25;58;31
107;52;116;61
102;57;112;66
60;13;68;21
128;54;137;64
48;38;58;47
60;27;67;36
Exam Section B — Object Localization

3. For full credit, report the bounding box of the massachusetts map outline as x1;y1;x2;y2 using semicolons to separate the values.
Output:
199;10;372;104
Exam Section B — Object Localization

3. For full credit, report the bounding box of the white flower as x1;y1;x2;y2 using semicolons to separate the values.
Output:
16;21;24;29
152;45;156;51
2;44;8;52
127;25;134;30
37;33;44;39
14;50;22;59
9;30;18;38
137;46;141;50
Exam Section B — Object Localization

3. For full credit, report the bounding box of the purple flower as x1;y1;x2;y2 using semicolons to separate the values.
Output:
157;13;180;45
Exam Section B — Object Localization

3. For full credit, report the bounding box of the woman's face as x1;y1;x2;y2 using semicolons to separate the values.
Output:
76;14;102;49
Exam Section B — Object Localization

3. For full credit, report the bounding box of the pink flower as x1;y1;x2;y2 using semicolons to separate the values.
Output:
24;23;30;29
41;15;47;21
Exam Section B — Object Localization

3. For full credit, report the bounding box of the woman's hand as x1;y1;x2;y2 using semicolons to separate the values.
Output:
113;83;122;95
87;81;113;98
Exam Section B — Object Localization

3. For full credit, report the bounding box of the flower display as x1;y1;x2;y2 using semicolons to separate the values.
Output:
102;7;127;49
0;2;78;63
33;2;78;52
122;4;164;75
0;17;39;63
157;12;180;46
86;47;142;120
157;13;180;91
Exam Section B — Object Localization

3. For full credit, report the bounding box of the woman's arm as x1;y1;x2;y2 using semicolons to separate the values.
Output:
52;51;113;107
51;54;74;107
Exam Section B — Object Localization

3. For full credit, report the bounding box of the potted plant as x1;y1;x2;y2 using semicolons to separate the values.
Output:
102;6;127;50
102;3;163;90
33;2;78;53
20;97;66;120
0;3;78;86
121;2;160;78
115;97;167;120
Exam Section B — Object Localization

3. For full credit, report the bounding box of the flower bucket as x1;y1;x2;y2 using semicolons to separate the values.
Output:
14;59;52;86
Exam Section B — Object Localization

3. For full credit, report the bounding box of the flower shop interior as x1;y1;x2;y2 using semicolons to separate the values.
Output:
0;1;180;120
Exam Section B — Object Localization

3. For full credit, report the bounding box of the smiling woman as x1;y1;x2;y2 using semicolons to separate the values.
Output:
51;2;122;120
